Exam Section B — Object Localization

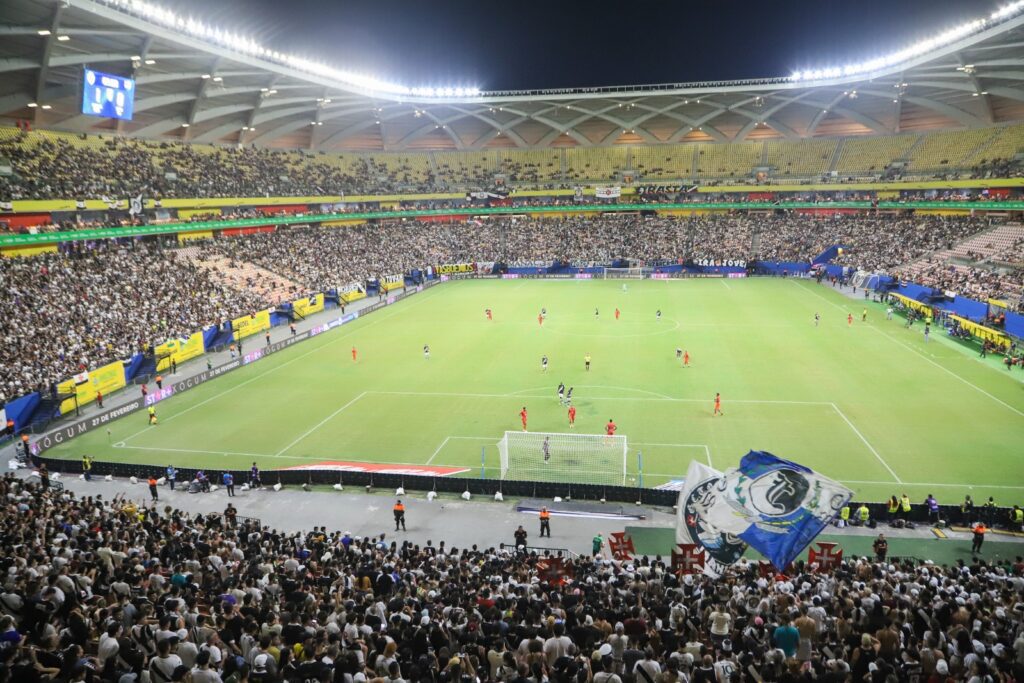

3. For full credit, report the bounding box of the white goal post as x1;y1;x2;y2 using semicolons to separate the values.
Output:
497;431;628;485
602;266;651;279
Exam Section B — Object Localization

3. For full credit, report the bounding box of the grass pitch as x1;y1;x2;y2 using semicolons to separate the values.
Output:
46;278;1024;502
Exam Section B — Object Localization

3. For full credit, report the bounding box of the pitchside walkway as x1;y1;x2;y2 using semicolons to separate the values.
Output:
9;469;1022;562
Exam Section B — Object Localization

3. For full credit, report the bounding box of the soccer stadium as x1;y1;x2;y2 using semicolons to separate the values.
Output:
2;0;1024;680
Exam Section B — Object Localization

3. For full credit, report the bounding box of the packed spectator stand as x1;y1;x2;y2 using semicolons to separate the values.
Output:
3;213;1024;406
0;473;1021;683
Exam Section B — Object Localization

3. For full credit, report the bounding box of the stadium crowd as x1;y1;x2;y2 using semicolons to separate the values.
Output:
755;216;992;272
0;473;1021;683
3;214;1022;405
0;242;265;405
0;134;404;200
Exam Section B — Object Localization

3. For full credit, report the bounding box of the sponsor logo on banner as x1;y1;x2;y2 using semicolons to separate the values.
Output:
595;186;621;199
465;190;509;200
501;273;520;279
635;185;691;196
440;275;450;282
575;273;593;279
694;258;747;268
145;385;175;406
728;272;747;278
436;263;476;275
242;349;264;365
651;273;671;280
381;274;404;292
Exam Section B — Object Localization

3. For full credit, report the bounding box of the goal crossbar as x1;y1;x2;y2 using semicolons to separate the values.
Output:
497;430;627;485
602;267;650;279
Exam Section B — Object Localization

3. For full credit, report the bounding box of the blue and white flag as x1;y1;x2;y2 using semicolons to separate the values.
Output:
705;450;852;570
675;460;749;577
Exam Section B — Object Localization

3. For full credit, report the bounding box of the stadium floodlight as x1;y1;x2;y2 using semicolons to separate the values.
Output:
96;0;481;99
791;4;1024;83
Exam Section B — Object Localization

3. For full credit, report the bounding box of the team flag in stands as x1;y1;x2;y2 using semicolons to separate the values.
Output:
808;541;843;571
129;194;143;216
675;461;749;577
671;543;705;575
703;450;853;570
536;557;573;586
608;532;635;560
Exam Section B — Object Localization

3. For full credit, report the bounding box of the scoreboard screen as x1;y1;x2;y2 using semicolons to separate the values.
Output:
81;68;135;120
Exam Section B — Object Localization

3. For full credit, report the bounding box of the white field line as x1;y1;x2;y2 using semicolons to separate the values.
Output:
829;403;902;483
425;437;450;465
112;443;271;458
840;479;1024;490
274;391;368;457
720;279;731;290
632;442;712;466
369;390;831;405
793;281;1024;418
121;288;444;445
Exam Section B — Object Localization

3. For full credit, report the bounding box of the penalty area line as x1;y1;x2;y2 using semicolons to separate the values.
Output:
830;403;902;484
632;442;712;467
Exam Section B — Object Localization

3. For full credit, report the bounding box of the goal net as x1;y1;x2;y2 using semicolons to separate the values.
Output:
497;431;628;485
603;267;650;279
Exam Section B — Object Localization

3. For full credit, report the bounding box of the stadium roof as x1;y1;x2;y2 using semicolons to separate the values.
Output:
2;0;1024;151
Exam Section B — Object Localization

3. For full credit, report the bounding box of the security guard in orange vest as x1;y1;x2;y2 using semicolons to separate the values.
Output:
393;500;406;531
20;434;29;459
155;374;163;389
539;507;551;538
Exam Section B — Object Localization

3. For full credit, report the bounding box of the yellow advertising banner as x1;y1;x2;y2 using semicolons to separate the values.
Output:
58;360;127;413
891;293;934;318
340;283;366;303
155;331;205;372
232;309;271;340
1;244;59;258
950;315;1011;350
293;293;324;317
177;230;214;243
178;208;221;219
381;274;404;292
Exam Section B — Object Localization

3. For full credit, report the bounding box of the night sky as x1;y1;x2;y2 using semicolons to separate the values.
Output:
167;0;1005;90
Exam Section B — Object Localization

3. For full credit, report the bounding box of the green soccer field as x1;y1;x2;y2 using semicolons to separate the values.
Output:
44;278;1024;502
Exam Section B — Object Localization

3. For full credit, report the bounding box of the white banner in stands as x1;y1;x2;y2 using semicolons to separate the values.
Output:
595;186;622;199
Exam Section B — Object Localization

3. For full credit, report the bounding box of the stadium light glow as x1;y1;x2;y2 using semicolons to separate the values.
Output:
791;3;1024;82
93;0;481;100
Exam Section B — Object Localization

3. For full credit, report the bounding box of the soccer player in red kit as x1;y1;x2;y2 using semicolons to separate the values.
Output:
351;346;358;362
486;308;492;321
568;405;576;428
615;308;620;320
848;313;853;327
605;419;617;436
683;350;690;367
713;393;723;416
538;313;544;326
520;406;528;431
